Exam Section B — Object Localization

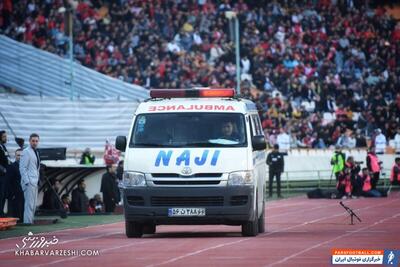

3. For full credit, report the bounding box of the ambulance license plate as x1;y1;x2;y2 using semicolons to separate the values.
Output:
168;208;206;217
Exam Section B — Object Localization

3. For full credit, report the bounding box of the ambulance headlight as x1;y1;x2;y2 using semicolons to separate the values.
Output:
123;172;146;187
228;171;253;186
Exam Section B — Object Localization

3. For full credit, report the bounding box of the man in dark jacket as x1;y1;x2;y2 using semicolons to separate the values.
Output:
0;130;11;217
116;160;123;181
70;179;89;213
115;160;124;204
266;144;284;198
7;148;24;221
41;179;62;211
101;164;118;213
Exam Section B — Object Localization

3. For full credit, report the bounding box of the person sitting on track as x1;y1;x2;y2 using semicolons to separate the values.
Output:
390;157;400;186
357;168;381;197
337;157;360;199
337;167;352;199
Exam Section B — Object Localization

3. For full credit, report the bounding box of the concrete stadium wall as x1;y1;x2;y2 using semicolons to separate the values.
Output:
5;149;397;208
281;149;396;181
26;148;397;208
77;149;396;199
40;149;396;198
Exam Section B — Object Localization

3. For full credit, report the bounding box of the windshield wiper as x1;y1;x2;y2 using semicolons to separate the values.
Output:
134;142;241;147
183;142;233;147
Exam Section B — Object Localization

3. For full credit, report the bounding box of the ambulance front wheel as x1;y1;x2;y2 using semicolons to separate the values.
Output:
125;220;143;238
241;202;259;237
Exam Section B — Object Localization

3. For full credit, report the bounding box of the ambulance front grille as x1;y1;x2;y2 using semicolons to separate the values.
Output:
153;181;220;185
151;196;224;206
152;173;222;178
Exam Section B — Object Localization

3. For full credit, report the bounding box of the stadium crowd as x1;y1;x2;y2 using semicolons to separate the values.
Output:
1;0;400;151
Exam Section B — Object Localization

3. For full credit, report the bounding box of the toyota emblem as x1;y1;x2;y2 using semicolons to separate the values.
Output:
181;167;192;176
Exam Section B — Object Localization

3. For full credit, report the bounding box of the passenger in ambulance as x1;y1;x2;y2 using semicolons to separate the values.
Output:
135;119;172;145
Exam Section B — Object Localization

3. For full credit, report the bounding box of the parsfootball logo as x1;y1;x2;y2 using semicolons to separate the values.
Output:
155;150;220;167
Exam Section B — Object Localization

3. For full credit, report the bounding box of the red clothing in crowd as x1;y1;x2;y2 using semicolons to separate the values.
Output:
88;206;96;214
390;163;400;184
3;0;12;13
361;174;372;192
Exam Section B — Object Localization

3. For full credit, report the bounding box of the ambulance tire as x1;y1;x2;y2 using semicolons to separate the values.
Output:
241;201;259;237
143;224;156;234
258;202;265;233
125;221;143;238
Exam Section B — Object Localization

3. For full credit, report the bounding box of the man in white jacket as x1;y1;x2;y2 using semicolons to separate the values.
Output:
277;128;290;154
20;133;40;224
374;129;387;154
394;128;400;154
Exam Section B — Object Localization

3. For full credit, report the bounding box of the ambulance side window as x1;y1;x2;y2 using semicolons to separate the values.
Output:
255;116;264;136
250;115;262;136
249;116;254;137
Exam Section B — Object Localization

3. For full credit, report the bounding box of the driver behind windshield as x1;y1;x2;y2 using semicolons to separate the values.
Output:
220;120;240;141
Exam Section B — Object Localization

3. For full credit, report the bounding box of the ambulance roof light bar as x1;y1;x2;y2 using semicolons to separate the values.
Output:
150;88;235;98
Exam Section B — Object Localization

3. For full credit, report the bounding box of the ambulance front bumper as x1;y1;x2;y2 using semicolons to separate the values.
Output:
122;186;255;225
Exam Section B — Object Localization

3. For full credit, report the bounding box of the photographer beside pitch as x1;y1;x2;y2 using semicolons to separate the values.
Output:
337;156;360;199
390;158;400;186
335;155;387;199
356;168;383;197
366;147;382;190
331;146;346;182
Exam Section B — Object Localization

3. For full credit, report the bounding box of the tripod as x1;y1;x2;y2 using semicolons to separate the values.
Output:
340;201;361;225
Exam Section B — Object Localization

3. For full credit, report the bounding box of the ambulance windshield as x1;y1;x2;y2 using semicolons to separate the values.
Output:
130;113;247;148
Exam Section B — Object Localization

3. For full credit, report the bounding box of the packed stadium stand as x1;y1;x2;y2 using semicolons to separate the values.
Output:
1;0;400;152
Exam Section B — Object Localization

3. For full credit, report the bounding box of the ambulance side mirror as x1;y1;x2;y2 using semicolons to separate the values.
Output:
252;135;266;151
116;136;127;152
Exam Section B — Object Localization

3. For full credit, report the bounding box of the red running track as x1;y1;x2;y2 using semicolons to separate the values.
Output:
0;192;399;267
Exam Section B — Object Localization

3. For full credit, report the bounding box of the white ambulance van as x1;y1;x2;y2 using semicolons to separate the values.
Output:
116;88;267;237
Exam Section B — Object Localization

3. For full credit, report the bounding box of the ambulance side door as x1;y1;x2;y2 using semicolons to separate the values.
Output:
249;113;266;215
